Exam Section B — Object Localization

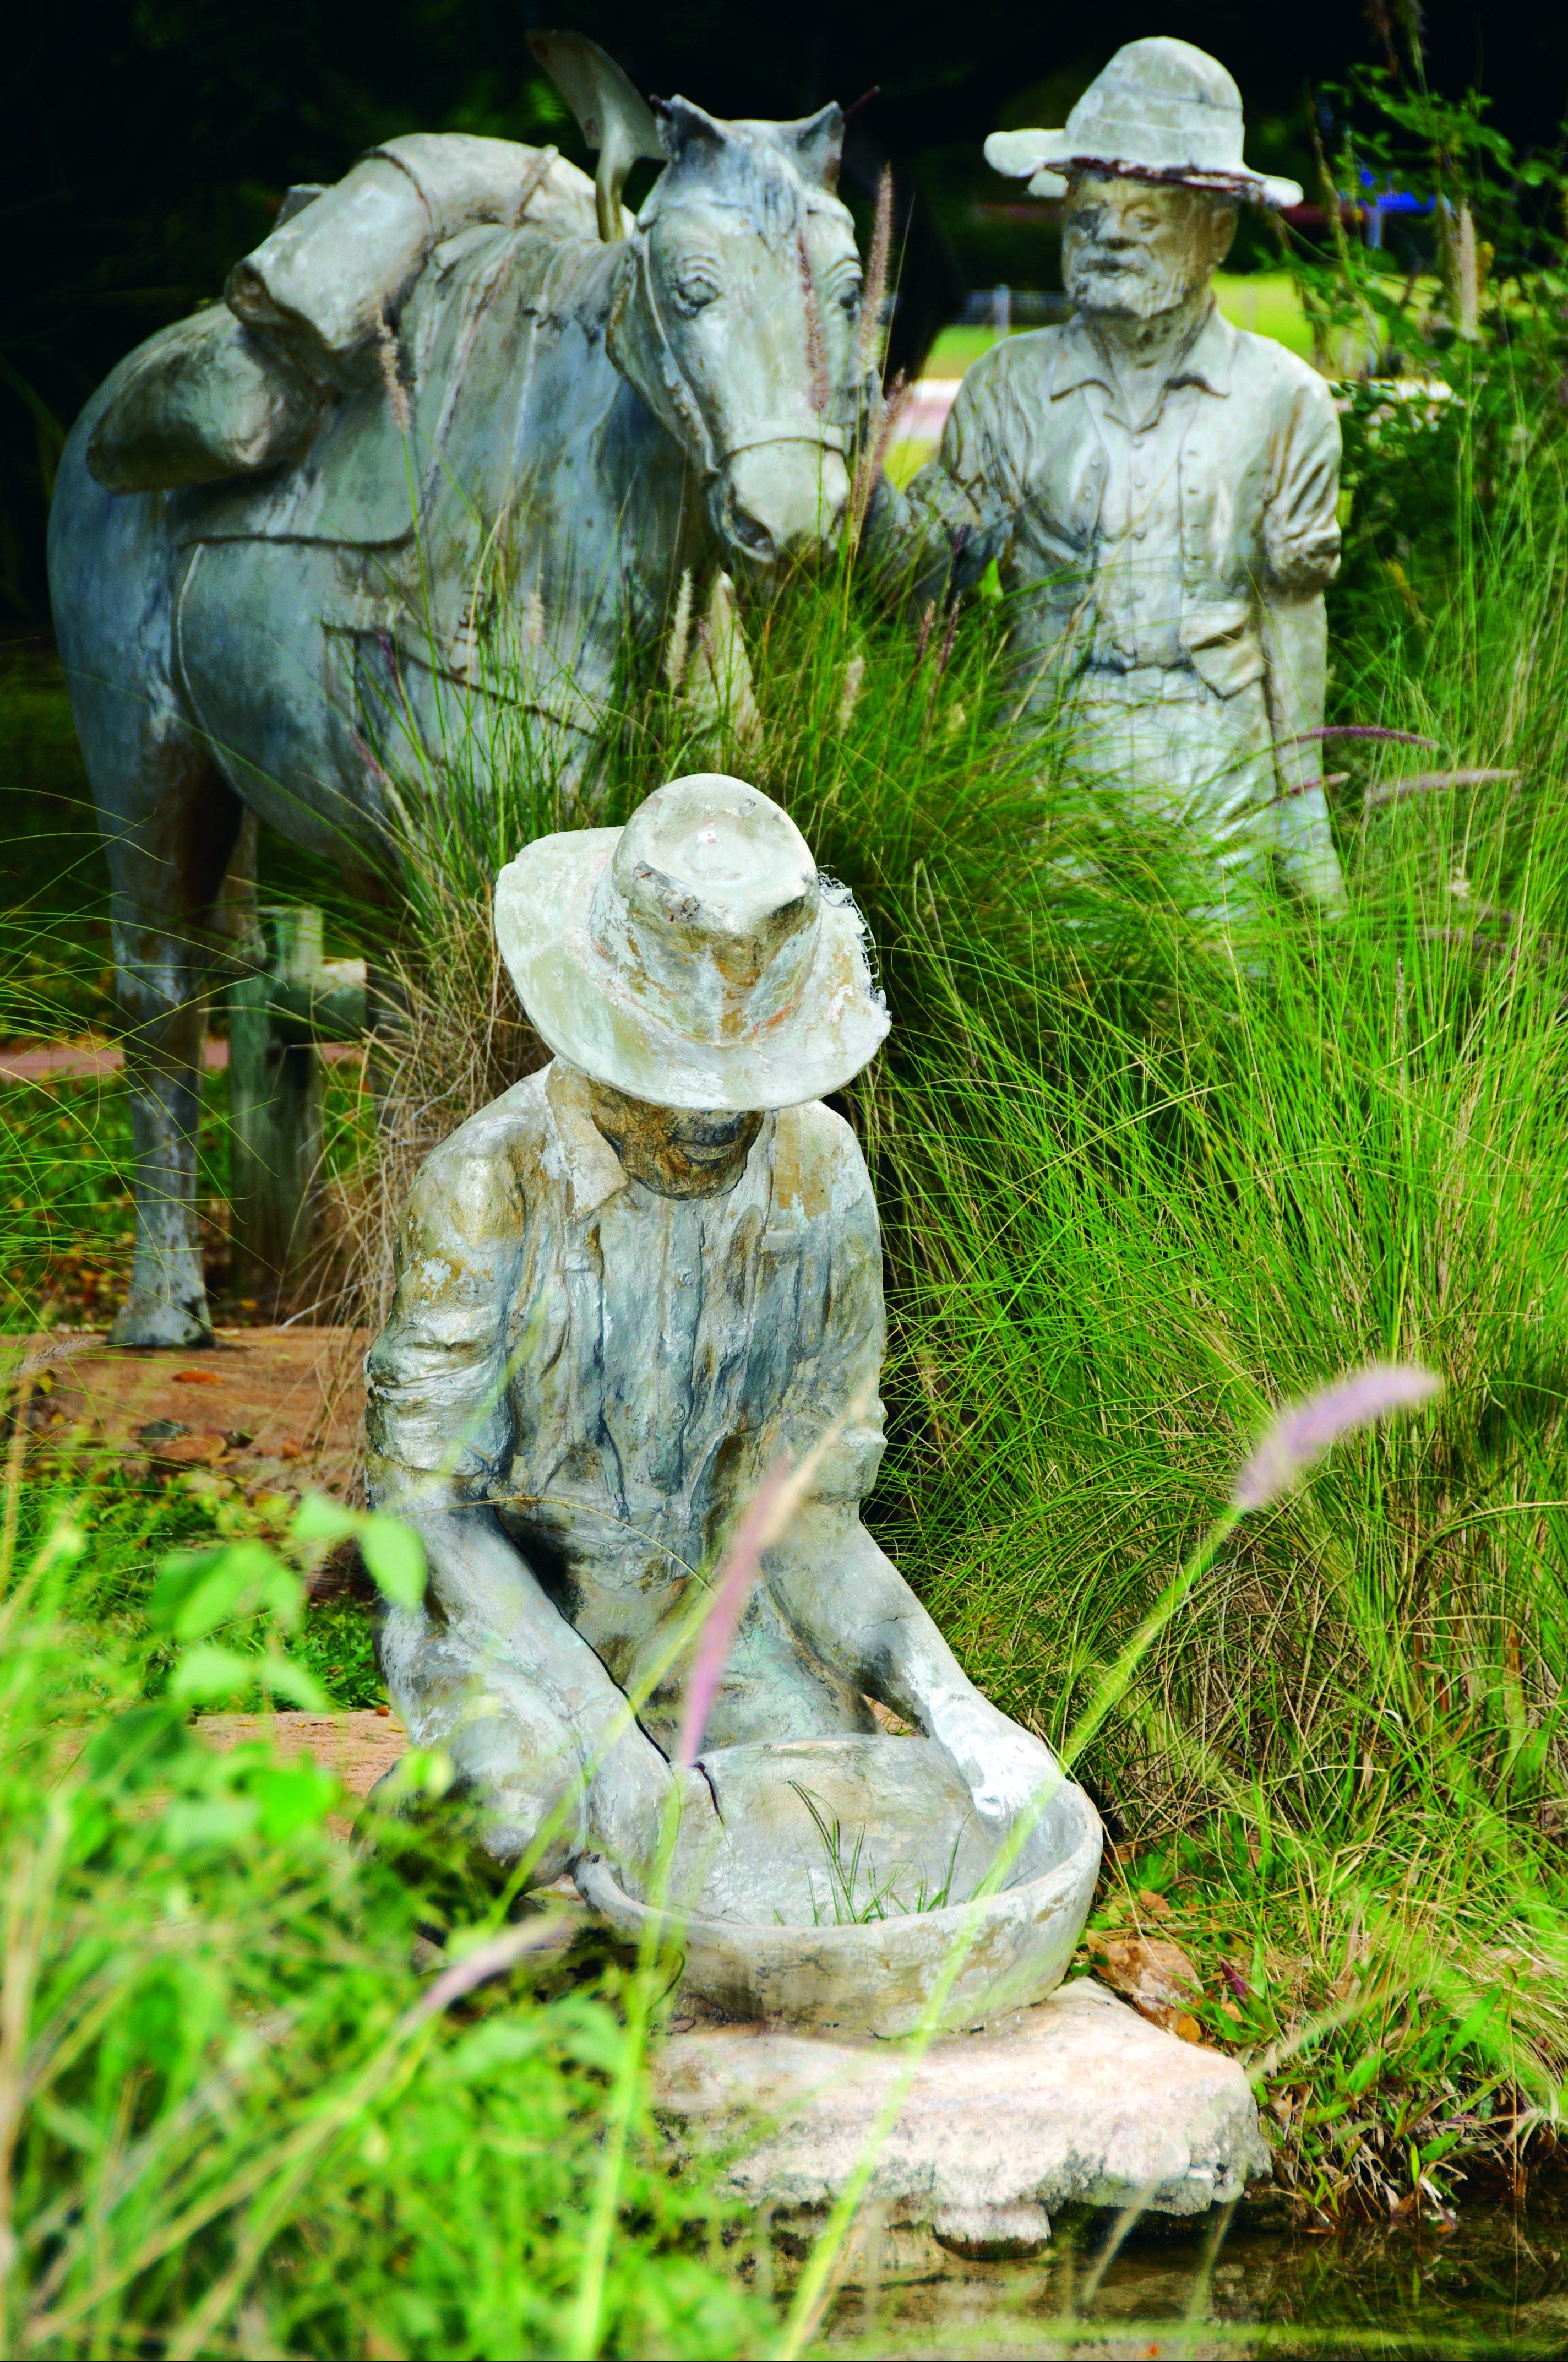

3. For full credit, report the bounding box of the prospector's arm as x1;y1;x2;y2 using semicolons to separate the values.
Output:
758;1118;1063;1831
1261;368;1348;911
769;1506;1064;1833
364;1122;678;1839
864;349;1023;611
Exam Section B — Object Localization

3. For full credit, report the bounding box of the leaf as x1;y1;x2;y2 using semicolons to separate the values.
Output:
1344;2048;1384;2095
159;1796;262;1852
368;1746;454;1805
259;1654;329;1712
291;1492;361;1548
168;1644;263;1702
84;1700;191;1790
151;1541;281;1640
440;2020;549;2082
147;1548;226;1632
258;1561;307;1633
251;1759;340;1839
359;1514;427;1609
1084;1930;1204;2031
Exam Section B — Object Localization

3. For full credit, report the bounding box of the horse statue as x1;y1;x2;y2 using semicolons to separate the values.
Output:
47;36;867;1348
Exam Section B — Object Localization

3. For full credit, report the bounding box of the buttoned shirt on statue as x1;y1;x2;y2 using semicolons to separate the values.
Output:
364;1058;885;1738
897;303;1340;707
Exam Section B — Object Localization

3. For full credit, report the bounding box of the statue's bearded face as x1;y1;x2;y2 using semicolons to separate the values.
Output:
587;1078;764;1199
1063;175;1237;321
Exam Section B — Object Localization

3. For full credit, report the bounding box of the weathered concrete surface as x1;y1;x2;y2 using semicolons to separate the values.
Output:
578;1751;1101;2039
653;1975;1271;2233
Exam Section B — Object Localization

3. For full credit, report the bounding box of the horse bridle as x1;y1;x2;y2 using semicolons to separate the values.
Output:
616;229;851;481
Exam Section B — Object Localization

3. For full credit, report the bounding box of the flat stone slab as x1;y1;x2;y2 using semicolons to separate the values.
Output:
653;1977;1271;2243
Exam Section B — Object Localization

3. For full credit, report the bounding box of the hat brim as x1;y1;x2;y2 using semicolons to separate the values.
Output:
985;127;1300;209
495;829;890;1113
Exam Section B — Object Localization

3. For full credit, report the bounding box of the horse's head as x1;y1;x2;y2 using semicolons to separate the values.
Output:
608;97;862;572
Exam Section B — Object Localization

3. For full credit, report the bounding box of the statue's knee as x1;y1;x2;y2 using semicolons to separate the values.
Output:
380;1630;590;1882
445;1690;587;1880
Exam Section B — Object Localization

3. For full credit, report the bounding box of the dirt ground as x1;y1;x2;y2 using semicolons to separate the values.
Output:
6;1322;368;1503
197;1708;407;1801
3;1323;415;1800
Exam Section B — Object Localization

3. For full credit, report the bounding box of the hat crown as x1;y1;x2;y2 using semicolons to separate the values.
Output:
590;774;821;1051
1066;37;1245;175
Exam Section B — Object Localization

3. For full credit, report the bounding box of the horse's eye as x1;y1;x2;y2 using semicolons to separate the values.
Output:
673;273;720;316
838;274;864;316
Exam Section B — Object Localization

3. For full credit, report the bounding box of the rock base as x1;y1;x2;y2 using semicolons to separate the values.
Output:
653;1977;1271;2257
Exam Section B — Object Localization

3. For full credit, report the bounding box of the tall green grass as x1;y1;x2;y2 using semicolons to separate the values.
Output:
11;128;1568;2347
308;359;1568;2249
0;1472;772;2358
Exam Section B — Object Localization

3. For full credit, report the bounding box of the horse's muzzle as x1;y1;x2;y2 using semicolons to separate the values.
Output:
714;443;850;570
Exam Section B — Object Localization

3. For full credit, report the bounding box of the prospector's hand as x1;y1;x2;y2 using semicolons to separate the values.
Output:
934;1695;1065;1836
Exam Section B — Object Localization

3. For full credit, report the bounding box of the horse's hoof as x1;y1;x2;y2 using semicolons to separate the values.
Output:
108;1300;214;1350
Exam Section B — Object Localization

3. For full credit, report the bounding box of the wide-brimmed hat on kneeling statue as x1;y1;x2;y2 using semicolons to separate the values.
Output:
985;36;1302;209
494;773;889;1111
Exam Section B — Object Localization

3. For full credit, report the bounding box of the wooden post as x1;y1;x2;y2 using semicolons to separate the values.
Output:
228;906;327;1311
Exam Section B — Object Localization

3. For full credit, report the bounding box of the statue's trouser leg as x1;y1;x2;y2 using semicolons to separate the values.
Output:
377;1607;591;1884
1071;671;1275;928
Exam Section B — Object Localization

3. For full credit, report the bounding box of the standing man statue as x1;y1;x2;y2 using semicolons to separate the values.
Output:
879;38;1345;916
364;773;1067;1886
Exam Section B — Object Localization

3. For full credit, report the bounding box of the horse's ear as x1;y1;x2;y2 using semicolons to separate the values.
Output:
777;103;845;191
653;93;729;171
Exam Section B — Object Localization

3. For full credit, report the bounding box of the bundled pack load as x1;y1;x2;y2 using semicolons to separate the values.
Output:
87;135;602;496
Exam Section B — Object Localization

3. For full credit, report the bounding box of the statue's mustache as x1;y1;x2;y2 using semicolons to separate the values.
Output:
670;1115;753;1154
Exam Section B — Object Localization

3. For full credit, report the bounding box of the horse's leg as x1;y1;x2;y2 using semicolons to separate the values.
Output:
51;442;256;1347
101;739;248;1348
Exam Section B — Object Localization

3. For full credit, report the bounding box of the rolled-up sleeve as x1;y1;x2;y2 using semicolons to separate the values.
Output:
1263;374;1342;591
363;1134;524;1506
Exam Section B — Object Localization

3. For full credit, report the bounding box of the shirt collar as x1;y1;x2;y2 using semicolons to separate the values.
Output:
545;1059;628;1217
1048;300;1235;404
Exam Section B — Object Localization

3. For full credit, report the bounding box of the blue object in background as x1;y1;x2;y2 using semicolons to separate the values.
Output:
1355;170;1434;248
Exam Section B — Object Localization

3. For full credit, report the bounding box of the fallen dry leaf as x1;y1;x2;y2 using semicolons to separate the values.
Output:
1085;1929;1204;2033
1136;1888;1172;1918
151;1430;228;1471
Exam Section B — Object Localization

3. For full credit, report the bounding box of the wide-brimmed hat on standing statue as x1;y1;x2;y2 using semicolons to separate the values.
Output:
985;37;1302;210
494;774;889;1112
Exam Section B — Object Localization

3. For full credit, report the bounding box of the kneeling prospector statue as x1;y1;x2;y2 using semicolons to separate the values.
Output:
365;774;1068;1891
